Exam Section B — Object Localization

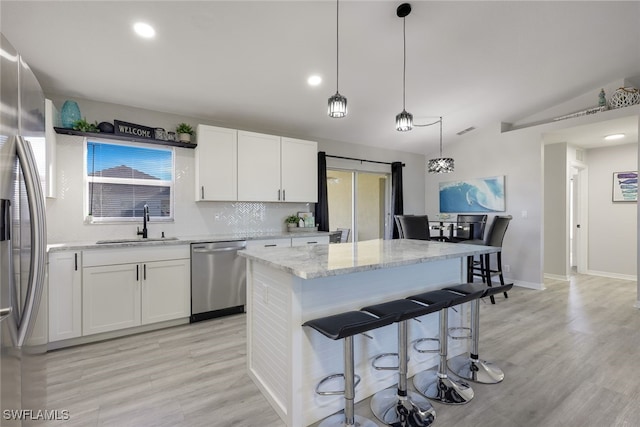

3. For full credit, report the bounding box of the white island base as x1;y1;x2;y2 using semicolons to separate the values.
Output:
241;239;498;427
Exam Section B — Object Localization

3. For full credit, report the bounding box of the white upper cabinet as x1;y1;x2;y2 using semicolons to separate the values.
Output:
237;131;281;202
281;137;318;203
196;126;318;203
195;125;238;201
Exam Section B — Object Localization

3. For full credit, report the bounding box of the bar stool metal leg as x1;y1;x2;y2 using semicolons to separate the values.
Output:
447;298;505;384
320;336;378;427
370;320;436;426
412;308;474;404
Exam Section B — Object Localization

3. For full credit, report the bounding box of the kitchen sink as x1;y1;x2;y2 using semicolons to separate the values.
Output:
95;237;179;244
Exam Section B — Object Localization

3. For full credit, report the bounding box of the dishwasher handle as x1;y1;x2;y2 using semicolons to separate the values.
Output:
192;247;242;254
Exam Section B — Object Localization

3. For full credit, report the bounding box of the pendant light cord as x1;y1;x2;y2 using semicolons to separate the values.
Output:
439;116;443;156
336;0;340;93
402;15;406;110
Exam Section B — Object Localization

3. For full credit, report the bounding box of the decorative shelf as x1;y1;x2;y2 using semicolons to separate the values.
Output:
54;127;197;149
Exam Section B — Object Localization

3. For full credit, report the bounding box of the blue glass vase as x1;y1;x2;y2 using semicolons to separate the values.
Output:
60;100;81;128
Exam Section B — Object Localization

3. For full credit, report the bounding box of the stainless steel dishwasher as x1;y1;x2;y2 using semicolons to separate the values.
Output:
190;240;247;322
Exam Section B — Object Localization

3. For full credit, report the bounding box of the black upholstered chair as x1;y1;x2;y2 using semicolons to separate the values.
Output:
467;215;512;304
450;214;487;242
361;299;443;426
407;289;484;405
303;311;396;427
397;215;431;240
443;282;514;384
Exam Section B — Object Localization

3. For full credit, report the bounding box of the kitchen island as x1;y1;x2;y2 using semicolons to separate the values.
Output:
239;239;499;427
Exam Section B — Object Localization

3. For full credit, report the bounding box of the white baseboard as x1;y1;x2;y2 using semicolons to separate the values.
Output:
585;270;637;281
513;280;545;291
544;273;570;282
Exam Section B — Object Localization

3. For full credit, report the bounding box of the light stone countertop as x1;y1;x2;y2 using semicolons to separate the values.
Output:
47;230;331;252
239;238;499;279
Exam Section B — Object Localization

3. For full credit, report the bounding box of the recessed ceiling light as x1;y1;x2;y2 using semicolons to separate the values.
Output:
133;22;155;39
604;133;625;141
307;75;322;86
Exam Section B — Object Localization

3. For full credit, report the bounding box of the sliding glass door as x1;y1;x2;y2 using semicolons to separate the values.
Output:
327;169;390;242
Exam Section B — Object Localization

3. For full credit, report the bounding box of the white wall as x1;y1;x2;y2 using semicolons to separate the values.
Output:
425;105;640;291
544;143;569;279
587;143;637;278
45;96;425;243
425;122;544;289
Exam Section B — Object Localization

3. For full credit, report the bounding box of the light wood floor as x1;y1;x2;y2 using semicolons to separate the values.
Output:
32;274;639;427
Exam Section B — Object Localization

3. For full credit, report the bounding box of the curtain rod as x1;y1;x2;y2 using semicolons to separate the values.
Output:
325;154;405;167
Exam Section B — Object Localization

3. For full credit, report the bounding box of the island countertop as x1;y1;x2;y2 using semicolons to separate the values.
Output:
239;238;498;279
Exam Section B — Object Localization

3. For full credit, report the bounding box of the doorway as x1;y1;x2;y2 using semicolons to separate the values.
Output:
327;169;390;242
570;165;587;274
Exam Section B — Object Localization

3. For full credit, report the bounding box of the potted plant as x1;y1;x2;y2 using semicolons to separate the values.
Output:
176;123;194;143
72;118;100;133
285;215;299;230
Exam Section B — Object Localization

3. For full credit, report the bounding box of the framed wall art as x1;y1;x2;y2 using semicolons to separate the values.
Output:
612;171;638;202
439;176;505;213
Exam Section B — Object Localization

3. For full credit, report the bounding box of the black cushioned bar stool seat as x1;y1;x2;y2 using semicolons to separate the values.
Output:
407;288;484;405
443;282;513;384
361;299;448;426
303;311;396;427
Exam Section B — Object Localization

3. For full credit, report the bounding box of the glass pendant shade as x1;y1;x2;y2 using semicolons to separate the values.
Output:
395;109;413;131
328;92;348;118
427;157;455;173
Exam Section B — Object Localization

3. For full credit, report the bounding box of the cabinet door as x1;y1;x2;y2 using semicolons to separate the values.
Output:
291;236;330;246
141;259;190;324
237;131;281;201
195;125;237;201
281;137;318;202
246;238;292;249
82;264;141;335
48;251;82;341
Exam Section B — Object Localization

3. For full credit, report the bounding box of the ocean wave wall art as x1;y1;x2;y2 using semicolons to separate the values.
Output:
439;176;505;213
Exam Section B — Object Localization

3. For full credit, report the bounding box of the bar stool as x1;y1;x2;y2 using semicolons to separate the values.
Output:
361;299;447;426
443;282;513;384
407;289;483;404
303;310;396;427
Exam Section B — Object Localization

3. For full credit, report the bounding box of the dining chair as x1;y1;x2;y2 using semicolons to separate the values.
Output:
397;215;431;240
451;214;487;242
467;215;512;303
337;228;351;243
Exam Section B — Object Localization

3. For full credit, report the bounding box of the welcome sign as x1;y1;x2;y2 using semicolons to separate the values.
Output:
114;120;155;140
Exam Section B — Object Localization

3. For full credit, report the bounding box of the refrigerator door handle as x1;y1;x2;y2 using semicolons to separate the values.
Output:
14;135;47;347
0;306;12;322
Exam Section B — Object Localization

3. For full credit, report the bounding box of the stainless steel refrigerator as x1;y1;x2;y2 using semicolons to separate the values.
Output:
1;33;48;425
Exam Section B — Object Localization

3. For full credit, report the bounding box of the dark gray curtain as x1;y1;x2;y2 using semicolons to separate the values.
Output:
315;151;329;231
391;161;404;239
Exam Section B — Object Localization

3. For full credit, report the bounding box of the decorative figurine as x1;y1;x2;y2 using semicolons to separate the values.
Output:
598;89;607;107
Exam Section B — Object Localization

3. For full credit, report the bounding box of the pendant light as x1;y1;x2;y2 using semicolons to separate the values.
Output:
395;3;413;131
328;0;347;118
427;117;455;173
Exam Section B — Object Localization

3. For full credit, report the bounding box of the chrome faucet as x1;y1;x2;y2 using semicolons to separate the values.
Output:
137;203;149;238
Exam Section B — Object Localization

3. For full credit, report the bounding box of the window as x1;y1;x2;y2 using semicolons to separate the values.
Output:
86;140;174;222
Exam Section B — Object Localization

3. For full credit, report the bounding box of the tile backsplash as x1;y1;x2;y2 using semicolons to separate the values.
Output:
45;135;313;244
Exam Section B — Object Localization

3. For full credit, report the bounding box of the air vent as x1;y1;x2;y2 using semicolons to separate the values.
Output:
456;126;476;136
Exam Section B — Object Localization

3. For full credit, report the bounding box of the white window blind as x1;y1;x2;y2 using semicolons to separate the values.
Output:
86;140;174;221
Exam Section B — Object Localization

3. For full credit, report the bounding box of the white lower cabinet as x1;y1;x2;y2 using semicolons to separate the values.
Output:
141;259;190;324
48;251;82;342
246;238;292;249
81;245;190;336
83;263;141;335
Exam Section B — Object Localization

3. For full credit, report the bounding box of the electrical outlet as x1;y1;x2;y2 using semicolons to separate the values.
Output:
504;264;511;273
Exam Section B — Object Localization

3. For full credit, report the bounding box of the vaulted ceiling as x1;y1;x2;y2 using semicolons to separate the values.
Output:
2;1;639;154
